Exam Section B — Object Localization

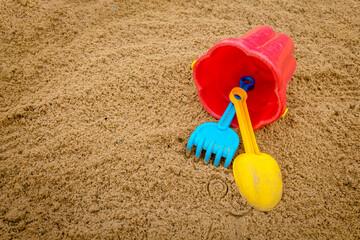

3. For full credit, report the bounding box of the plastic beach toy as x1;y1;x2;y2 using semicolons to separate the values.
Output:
192;25;296;130
229;87;282;211
187;77;254;168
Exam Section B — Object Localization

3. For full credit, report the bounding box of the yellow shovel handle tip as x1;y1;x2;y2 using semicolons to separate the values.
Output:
191;60;197;69
229;87;247;102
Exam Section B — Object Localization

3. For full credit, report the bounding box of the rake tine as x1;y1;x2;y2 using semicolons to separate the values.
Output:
205;141;214;162
214;145;224;166
203;139;210;150
186;132;197;152
224;148;237;168
195;137;205;158
223;147;230;161
203;139;210;155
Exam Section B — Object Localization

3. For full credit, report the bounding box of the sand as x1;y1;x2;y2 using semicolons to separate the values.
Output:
0;0;359;239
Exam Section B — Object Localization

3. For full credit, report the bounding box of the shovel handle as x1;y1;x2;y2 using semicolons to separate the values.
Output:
229;88;260;155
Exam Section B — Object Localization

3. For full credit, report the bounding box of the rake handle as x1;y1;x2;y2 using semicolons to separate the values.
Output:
218;102;236;130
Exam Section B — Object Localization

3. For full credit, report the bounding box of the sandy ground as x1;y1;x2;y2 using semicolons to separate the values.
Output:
1;0;359;239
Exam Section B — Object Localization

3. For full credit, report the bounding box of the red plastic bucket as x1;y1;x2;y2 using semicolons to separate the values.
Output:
193;26;296;130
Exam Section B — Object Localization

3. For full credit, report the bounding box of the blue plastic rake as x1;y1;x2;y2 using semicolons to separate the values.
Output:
187;76;255;168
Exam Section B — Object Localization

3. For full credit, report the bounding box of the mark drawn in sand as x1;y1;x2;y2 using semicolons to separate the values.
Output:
207;175;228;200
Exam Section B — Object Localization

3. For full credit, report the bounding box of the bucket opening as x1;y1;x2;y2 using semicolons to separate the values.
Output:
195;45;280;128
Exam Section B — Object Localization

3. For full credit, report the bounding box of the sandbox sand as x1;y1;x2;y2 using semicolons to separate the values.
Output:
0;0;359;239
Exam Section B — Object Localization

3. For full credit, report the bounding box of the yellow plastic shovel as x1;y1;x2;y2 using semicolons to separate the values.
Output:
229;87;282;211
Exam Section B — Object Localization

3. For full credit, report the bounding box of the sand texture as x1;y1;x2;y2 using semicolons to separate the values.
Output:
1;0;359;239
